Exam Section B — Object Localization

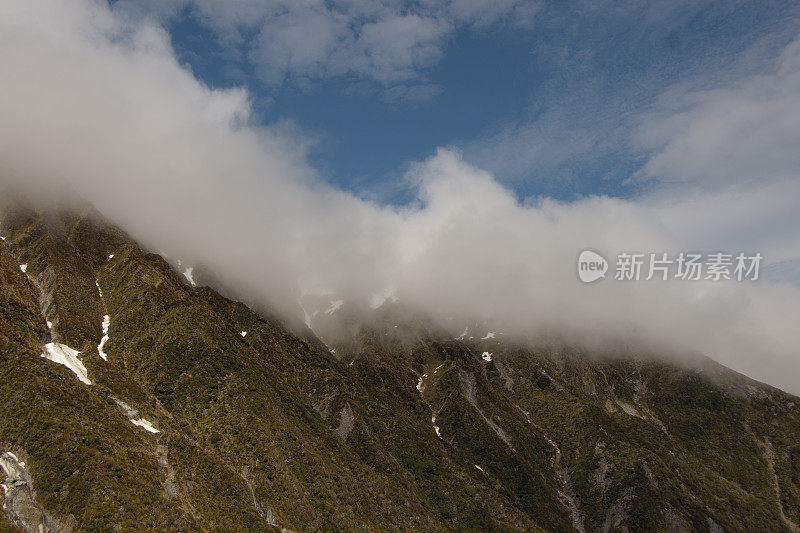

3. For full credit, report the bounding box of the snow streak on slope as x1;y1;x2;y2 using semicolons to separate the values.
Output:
7;245;93;384
131;418;160;434
96;279;111;360
114;398;160;434
41;342;92;385
98;314;110;361
183;267;196;287
432;414;442;438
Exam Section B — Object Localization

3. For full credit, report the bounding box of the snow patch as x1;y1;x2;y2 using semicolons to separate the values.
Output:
456;327;469;340
474;464;484;472
183;267;196;287
114;398;160;433
432;415;442;438
416;374;428;392
240;331;247;337
130;418;160;434
41;343;91;384
481;351;493;362
19;263;27;273
98;315;110;360
108;254;114;259
481;332;496;339
95;279;102;297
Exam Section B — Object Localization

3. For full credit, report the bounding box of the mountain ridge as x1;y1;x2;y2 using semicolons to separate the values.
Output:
1;200;799;532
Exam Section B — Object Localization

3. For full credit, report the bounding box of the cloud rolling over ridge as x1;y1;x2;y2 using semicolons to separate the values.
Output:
2;0;800;393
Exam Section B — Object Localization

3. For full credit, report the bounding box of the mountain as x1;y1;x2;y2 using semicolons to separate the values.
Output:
1;200;799;532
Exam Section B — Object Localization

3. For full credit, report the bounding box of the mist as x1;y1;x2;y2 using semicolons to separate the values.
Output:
2;0;800;394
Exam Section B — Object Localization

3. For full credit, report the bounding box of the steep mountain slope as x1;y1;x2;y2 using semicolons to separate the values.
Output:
310;305;800;532
1;202;799;532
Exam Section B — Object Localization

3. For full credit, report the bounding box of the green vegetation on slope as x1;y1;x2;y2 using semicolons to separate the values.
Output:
1;202;799;532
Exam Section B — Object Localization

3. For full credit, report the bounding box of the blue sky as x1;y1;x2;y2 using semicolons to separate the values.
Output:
134;0;800;203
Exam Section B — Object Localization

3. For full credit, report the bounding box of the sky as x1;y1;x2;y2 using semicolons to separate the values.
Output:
113;0;800;201
2;0;800;393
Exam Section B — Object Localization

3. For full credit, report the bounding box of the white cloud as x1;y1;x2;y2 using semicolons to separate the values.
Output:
632;35;800;269
247;10;452;87
249;5;349;86
343;14;451;83
114;0;538;91
2;0;800;395
448;0;539;29
381;83;444;104
635;37;800;191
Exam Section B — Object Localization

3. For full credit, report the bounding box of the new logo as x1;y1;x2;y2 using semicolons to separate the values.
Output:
578;250;608;283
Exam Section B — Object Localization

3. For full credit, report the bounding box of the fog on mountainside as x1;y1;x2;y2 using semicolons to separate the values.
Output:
2;0;800;394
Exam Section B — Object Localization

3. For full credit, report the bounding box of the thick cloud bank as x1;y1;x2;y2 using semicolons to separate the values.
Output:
2;0;800;393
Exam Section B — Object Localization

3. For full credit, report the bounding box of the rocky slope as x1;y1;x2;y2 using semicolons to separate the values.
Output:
1;201;798;532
